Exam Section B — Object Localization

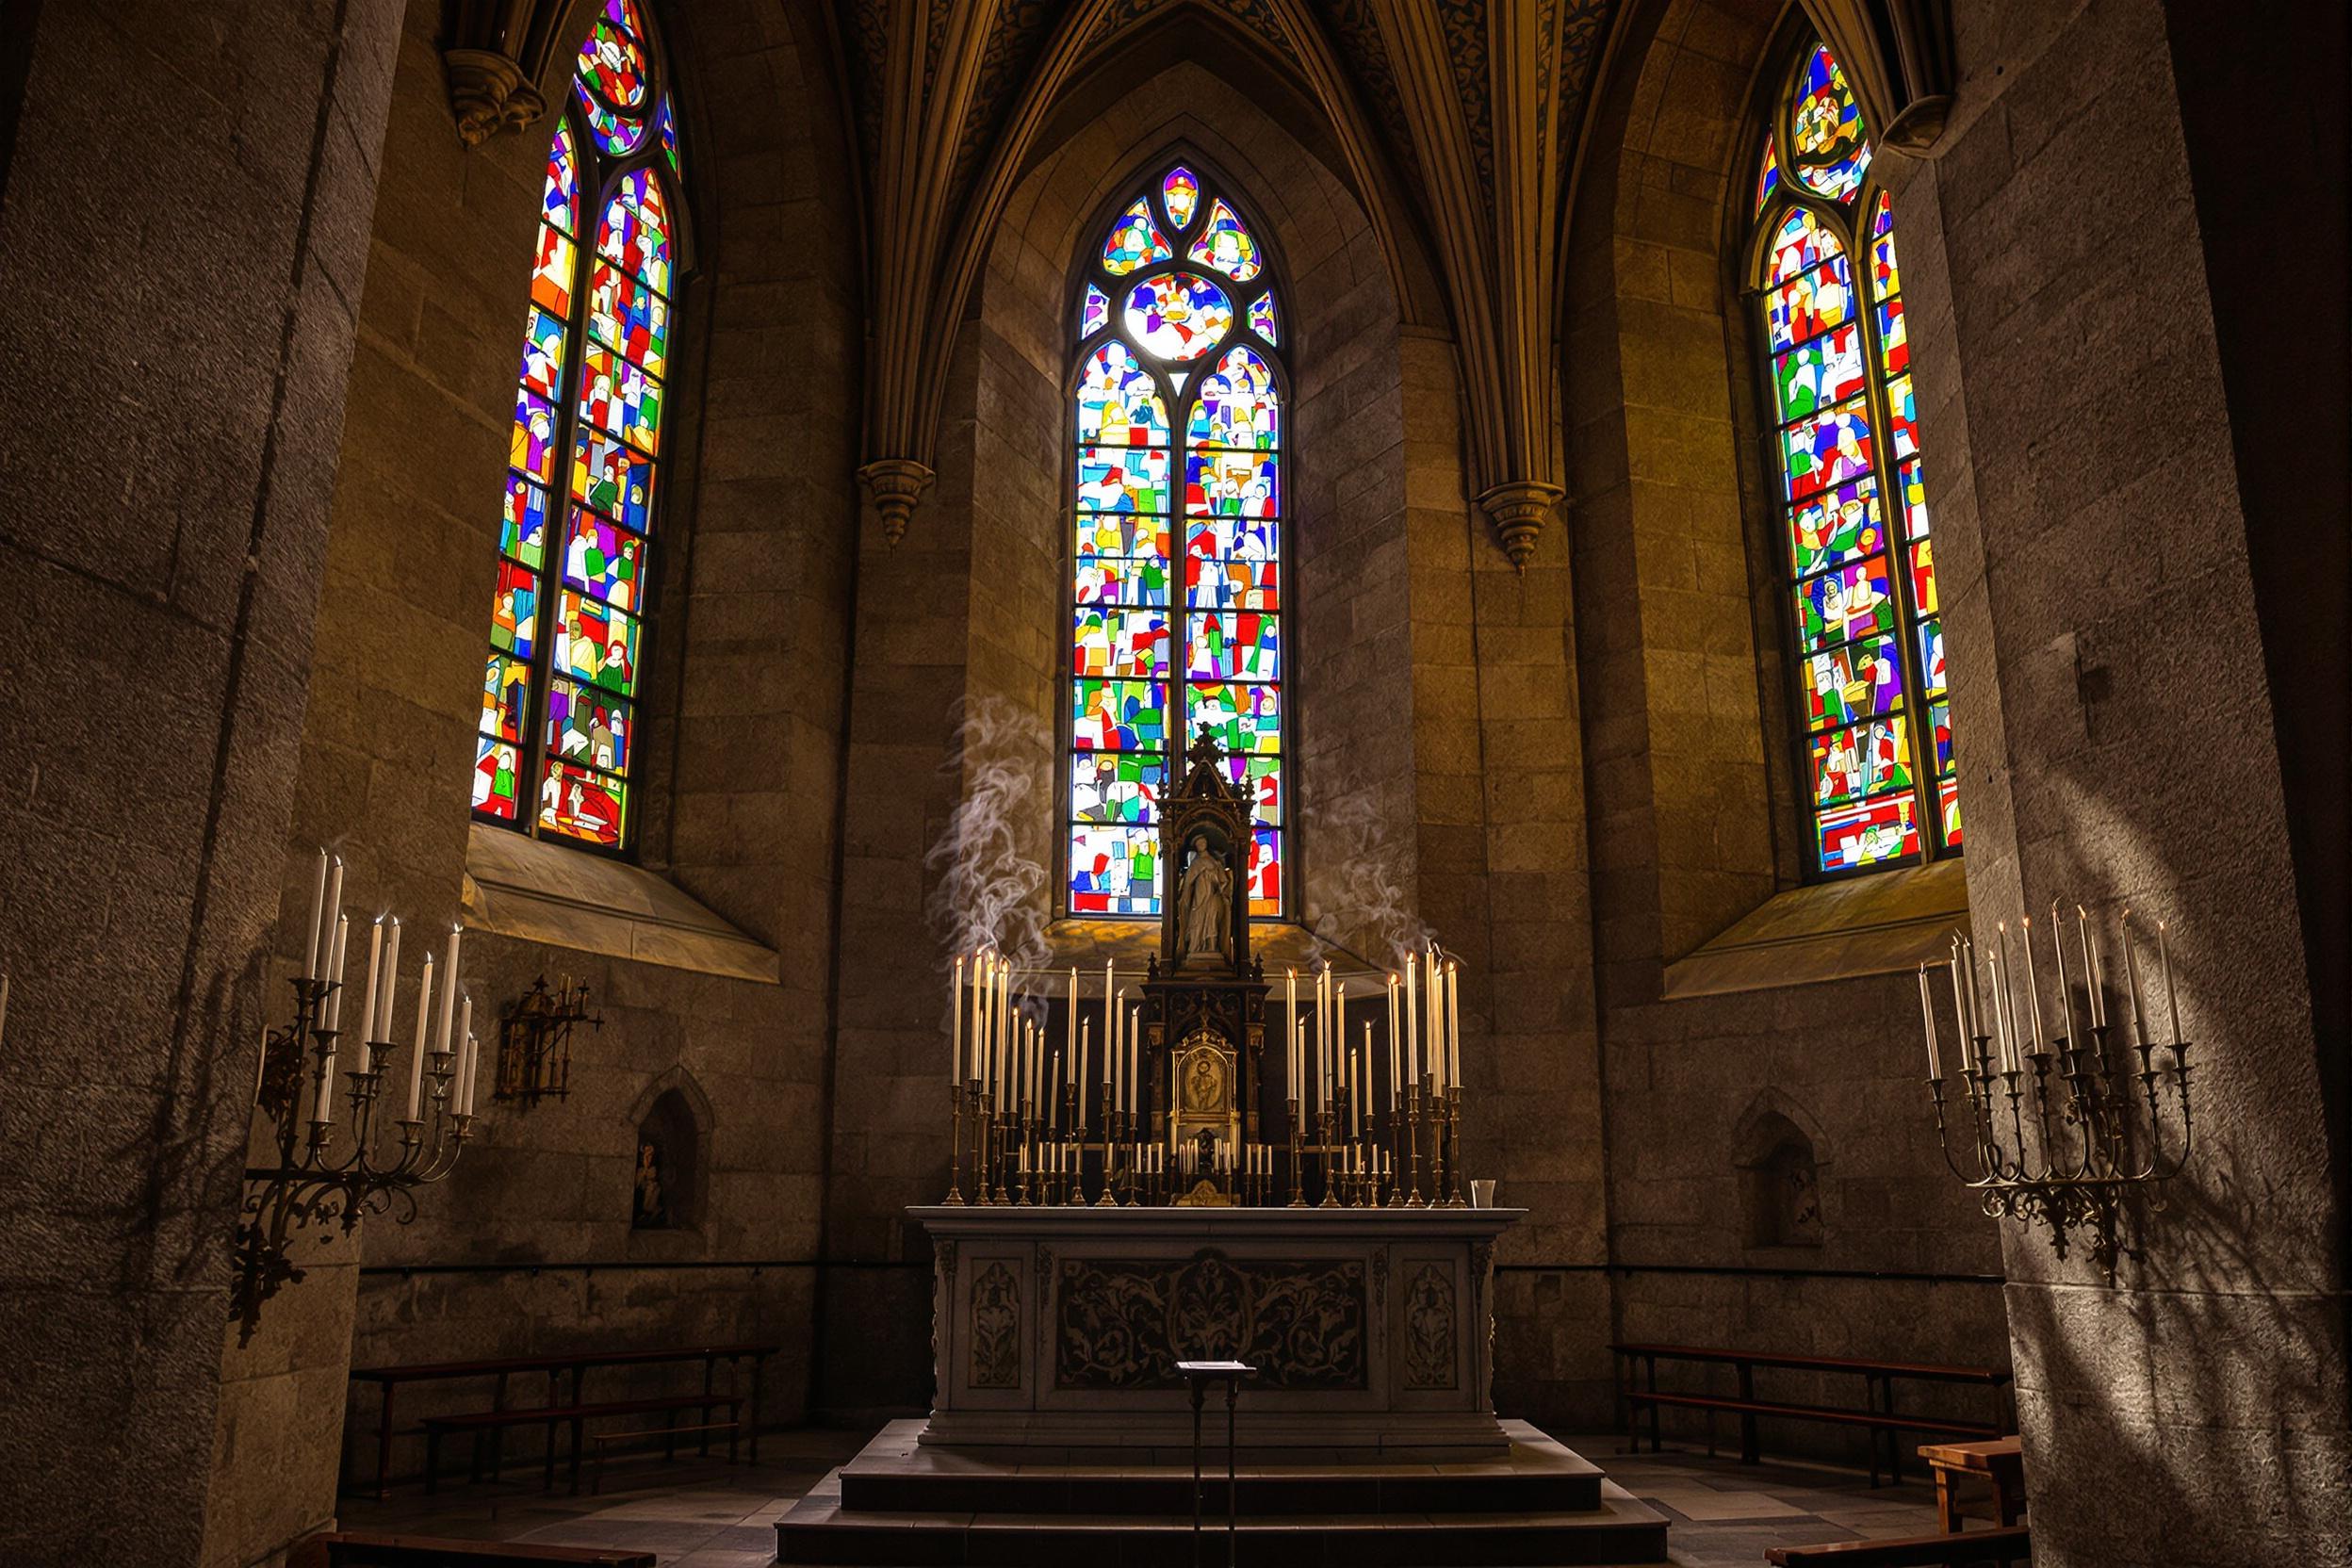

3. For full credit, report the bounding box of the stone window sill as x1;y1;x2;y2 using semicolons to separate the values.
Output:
1041;919;1366;971
1660;858;1970;1000
460;824;780;984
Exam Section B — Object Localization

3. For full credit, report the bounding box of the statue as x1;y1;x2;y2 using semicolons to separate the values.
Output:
1178;832;1233;959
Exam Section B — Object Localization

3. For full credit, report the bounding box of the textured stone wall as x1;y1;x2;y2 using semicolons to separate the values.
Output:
0;2;401;1563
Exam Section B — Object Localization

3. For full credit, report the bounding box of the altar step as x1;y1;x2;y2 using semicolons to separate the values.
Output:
776;1420;1672;1567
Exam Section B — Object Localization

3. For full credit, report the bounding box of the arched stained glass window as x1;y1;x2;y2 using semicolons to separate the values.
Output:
1068;166;1287;919
1750;41;1958;876
473;0;687;853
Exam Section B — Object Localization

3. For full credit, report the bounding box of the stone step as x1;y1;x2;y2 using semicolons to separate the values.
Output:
777;1489;1674;1567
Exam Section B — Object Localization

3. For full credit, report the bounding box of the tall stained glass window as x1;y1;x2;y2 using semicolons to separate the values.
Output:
473;0;686;853
1750;41;1958;875
1068;166;1287;918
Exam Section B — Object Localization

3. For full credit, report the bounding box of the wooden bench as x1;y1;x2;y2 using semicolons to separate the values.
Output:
586;1417;741;1494
420;1394;743;1496
1612;1343;2011;1486
346;1342;776;1497
1765;1524;2031;1565
1919;1437;2026;1530
291;1531;657;1567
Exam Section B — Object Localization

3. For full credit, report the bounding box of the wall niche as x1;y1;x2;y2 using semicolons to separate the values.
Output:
1734;1096;1830;1250
627;1070;713;1244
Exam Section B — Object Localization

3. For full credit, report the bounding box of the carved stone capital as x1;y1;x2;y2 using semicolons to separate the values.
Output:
859;457;937;547
443;47;547;146
1476;480;1565;572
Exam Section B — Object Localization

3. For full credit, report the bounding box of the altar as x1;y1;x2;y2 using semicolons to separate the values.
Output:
915;1203;1519;1458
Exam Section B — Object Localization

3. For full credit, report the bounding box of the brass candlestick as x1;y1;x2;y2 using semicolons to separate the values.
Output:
1286;1097;1307;1207
943;1082;968;1204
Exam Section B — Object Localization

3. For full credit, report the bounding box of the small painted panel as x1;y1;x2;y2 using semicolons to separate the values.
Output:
543;121;580;232
1937;776;1963;849
491;559;539;659
1101;198;1173;274
1076;340;1170;445
1767;206;1840;284
1780;400;1875;500
473;737;521;820
1185;449;1279;516
1162;167;1200;229
1187;612;1280;681
1121;272;1233;362
1070;752;1163;825
512;388;561;482
1186;346;1280;449
1767;254;1854;351
1185;514;1279;562
1075;446;1171;513
1069;825;1161;916
570;430;656;531
1885;372;1919;461
538;760;627;848
579;344;663;455
1874;294;1910;377
1071;678;1167;751
588;261;670;377
1802;633;1902;731
1074;553;1172;607
482;652;531;742
554;587;641;695
1081;284;1110;336
1187;555;1279;612
503;474;551;569
564;507;646;612
1186;200;1263;281
1793;554;1895;652
1772;320;1866;422
1816;790;1919;872
1870;191;1901;295
1810;714;1914;808
1072;606;1170;679
1218;752;1284;826
520;307;567;399
1897;456;1930;540
1917;616;1947;698
1249;291;1278;346
1187;681;1281;754
1248;825;1282;918
531;223;579;318
1788;476;1886;577
545;676;631;773
1907;537;1937;617
597;170;673;294
1074;512;1172;560
1929;699;1953;776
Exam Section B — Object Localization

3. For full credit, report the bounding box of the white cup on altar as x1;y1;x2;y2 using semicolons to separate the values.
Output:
1471;1180;1496;1208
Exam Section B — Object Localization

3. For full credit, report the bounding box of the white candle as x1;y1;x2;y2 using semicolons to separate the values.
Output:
435;924;462;1056
1385;975;1399;1110
2079;906;2105;1026
1080;1020;1092;1133
300;848;328;980
1067;965;1077;1074
1286;969;1298;1100
456;992;474;1091
1128;1005;1139;1115
322;914;350;1033
1918;964;1941;1078
318;856;345;980
2159;922;2180;1048
951;955;964;1088
1334;979;1348;1108
1446;961;1462;1089
1360;1021;1371;1135
2019;916;2044;1053
1403;956;1418;1086
377;919;401;1049
1948;945;1969;1065
2050;902;2075;1047
355;915;385;1070
460;1029;481;1116
407;951;434;1119
2122;912;2149;1045
1996;923;2016;1069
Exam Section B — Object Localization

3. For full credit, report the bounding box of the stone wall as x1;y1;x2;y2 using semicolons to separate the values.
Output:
0;3;401;1564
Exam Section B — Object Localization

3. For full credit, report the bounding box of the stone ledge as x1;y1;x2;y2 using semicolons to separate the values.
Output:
1661;858;1971;999
460;823;780;984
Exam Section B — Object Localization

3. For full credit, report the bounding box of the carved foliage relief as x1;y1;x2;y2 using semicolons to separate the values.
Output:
1056;1250;1366;1389
1403;1262;1458;1389
970;1259;1022;1389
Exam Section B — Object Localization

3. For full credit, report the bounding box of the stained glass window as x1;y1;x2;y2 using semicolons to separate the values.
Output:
1069;167;1288;919
1752;41;1958;875
472;0;685;853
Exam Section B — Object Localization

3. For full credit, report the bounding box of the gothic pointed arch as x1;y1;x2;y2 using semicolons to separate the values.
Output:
473;0;693;854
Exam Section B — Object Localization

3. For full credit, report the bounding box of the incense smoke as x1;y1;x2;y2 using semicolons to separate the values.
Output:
925;694;1054;977
1300;777;1434;971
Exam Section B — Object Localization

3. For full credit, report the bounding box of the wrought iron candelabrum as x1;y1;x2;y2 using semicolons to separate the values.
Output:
1920;906;2194;1282
234;971;478;1345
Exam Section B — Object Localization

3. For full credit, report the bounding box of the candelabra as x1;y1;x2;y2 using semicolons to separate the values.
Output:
1921;908;2194;1282
234;972;477;1345
492;974;598;1109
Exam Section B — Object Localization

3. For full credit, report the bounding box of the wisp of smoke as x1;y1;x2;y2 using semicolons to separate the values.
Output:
1301;778;1434;970
925;694;1054;976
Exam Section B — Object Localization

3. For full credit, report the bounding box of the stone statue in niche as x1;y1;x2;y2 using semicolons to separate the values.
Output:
1178;832;1233;959
632;1139;671;1229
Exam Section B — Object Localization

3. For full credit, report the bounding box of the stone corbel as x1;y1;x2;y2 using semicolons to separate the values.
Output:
440;0;576;147
859;457;937;547
1477;480;1565;572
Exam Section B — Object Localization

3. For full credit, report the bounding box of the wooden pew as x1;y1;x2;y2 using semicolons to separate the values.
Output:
420;1394;744;1495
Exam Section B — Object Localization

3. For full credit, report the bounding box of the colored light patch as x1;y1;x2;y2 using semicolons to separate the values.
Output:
512;388;560;482
1249;292;1278;346
543;122;579;231
539;760;627;849
571;431;656;531
1886;373;1919;461
1908;537;1937;616
1930;699;1953;776
579;79;649;155
1755;134;1781;217
1186;346;1280;449
519;307;567;400
579;345;663;455
1767;254;1854;351
554;588;640;695
1102;198;1172;275
1802;634;1902;731
1810;713;1914;808
1874;295;1910;377
1937;776;1963;849
1071;678;1166;751
473;738;521;820
588;262;670;377
1773;321;1866;422
1781;401;1875;500
1074;512;1171;559
1072;606;1169;679
1068;825;1160;916
1223;754;1283;826
1076;341;1169;445
1187;200;1262;282
1186;449;1279;516
1768;205;1839;284
1081;284;1109;336
1121;272;1233;362
482;653;530;743
579;16;648;107
1075;446;1170;513
1816;791;1919;872
1898;457;1930;540
1917;616;1948;698
1787;476;1886;577
1794;555;1895;652
1162;167;1200;229
1187;556;1279;612
1188;682;1282;754
597;170;672;293
564;507;646;612
492;560;539;659
1788;44;1870;201
1074;554;1171;607
545;677;631;773
1188;612;1280;681
1248;827;1282;917
1186;515;1279;562
531;222;579;318
502;474;551;568
1070;753;1162;825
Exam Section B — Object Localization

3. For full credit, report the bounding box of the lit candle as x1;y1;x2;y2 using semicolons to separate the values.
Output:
2159;921;2180;1048
1334;979;1348;1109
1961;936;1984;1042
2019;915;2044;1053
1403;955;1419;1086
407;951;434;1119
1286;969;1298;1099
1446;961;1462;1090
1947;942;1969;1065
1918;964;1941;1079
355;915;385;1071
951;955;964;1088
377;919;401;1047
300;848;328;980
2122;911;2148;1046
435;923;462;1056
1996;922;2016;1069
2078;906;2105;1027
1067;965;1078;1077
2050;902;2075;1047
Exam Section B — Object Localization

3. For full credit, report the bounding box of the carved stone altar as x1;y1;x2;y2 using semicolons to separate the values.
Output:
916;1203;1520;1457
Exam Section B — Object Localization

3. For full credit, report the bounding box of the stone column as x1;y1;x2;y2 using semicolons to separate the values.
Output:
1894;2;2350;1560
0;2;400;1562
